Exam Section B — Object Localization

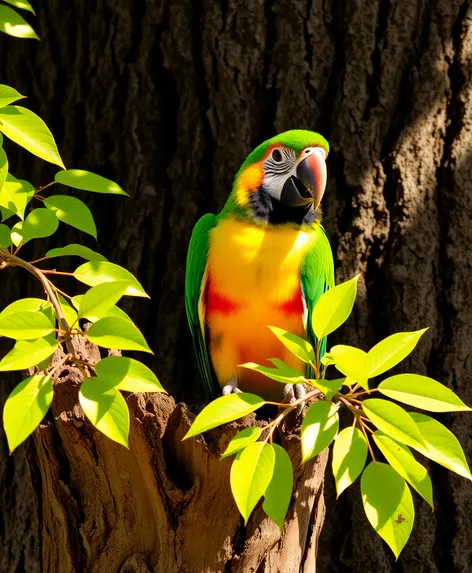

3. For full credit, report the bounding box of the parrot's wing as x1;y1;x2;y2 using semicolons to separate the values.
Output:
300;227;335;377
185;213;219;399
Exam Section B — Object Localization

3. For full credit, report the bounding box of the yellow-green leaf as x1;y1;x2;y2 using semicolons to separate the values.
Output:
79;282;129;320
0;106;64;167
262;444;293;531
184;393;266;439
240;361;304;384
3;0;35;15
57;295;78;328
361;462;414;559
367;329;428;377
0;84;26;107
312;275;359;339
409;412;472;481
221;427;262;460
45;244;107;262
44;195;97;238
379;374;471;413
0;337;58;371
0;222;11;247
332;426;368;497
372;431;433;509
14;208;58;245
94;356;165;393
3;374;53;453
85;316;152;354
301;400;339;463
79;377;129;448
362;399;424;449
0;5;38;39
330;345;369;391
230;442;275;523
0;311;54;339
268;325;315;363
0;174;33;220
55;169;128;195
73;261;148;298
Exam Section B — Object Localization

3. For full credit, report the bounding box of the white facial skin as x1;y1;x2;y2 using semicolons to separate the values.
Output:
262;146;327;201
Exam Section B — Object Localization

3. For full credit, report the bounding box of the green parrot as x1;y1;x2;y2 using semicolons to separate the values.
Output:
185;129;334;403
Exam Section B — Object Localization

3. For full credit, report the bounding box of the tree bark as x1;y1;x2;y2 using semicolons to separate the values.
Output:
1;0;472;571
25;341;327;573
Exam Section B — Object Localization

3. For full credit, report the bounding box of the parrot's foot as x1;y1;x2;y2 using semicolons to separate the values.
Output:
221;380;242;395
283;383;306;416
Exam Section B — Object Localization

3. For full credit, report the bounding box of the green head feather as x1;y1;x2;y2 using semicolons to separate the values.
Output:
221;129;329;221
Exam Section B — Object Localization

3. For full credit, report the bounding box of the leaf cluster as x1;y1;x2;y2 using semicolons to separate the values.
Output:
184;276;471;557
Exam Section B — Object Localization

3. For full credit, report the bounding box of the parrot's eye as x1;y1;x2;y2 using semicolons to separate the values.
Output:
271;149;283;162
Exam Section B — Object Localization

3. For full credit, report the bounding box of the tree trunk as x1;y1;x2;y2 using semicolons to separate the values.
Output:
25;341;327;572
1;0;472;571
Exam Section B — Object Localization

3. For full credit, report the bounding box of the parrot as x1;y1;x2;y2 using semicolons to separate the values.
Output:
185;129;334;404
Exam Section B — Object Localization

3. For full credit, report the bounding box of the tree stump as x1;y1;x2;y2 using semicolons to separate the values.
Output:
25;341;328;573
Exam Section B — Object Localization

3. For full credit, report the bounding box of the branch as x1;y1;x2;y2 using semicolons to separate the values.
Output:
0;250;74;357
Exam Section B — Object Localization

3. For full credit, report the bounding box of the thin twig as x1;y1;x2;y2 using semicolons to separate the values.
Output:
39;270;73;276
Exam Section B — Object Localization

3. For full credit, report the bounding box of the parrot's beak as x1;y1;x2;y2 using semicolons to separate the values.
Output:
280;148;327;208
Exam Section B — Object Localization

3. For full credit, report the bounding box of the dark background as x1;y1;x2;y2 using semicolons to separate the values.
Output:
1;0;472;571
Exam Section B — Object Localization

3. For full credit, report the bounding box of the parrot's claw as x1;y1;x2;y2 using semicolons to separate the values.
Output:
283;383;306;416
221;380;242;395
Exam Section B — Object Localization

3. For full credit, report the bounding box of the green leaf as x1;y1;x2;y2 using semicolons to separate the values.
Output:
78;282;129;320
0;311;54;339
0;297;51;318
239;361;304;384
367;329;428;377
2;0;36;15
71;294;132;324
57;295;78;328
221;427;262;460
73;261;149;298
230;442;275;523
361;462;414;559
184;393;266;439
0;5;38;38
372;431;433;509
3;374;53;453
330;345;369;391
332;427;368;497
55;169;128;196
0;84;26;107
0;106;64;167
268;326;315;363
312;275;359;339
0;222;11;247
0;337;58;371
409;412;472;481
0;174;33;220
43;195;97;238
45;244;107;262
0;205;14;221
94;356;165;393
0;145;8;192
309;377;344;400
79;377;129;448
263;444;293;530
362;399;424;449
13;208;58;245
301;400;339;463
86;316;152;354
378;374;471;413
10;220;22;246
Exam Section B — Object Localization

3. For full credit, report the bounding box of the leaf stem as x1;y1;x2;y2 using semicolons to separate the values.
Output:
39;269;73;276
35;181;55;194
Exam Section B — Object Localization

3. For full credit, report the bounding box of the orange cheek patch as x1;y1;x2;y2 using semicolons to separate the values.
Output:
236;164;263;206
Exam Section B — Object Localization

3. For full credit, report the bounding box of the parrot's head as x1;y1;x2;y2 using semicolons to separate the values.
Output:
227;129;329;226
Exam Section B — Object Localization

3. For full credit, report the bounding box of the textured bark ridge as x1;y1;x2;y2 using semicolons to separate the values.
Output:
25;343;327;573
1;0;472;571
